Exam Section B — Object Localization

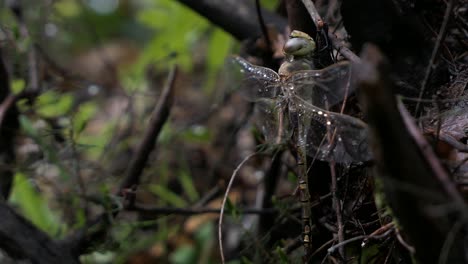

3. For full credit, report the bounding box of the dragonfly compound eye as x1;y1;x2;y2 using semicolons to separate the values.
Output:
283;35;316;57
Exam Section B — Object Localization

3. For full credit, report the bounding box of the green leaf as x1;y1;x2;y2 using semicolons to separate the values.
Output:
204;28;233;92
11;79;25;94
169;245;197;264
73;101;98;135
275;246;289;263
54;0;82;17
149;184;188;207
240;256;254;264
194;222;214;263
179;170;199;202
10;172;65;236
180;125;211;143
19;115;39;138
225;198;240;219
135;0;213;73
36;91;73;118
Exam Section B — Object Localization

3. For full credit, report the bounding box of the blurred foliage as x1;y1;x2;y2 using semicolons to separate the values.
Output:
10;172;65;236
0;0;284;263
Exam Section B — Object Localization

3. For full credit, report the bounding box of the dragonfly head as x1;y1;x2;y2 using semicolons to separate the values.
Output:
279;31;316;76
283;30;316;58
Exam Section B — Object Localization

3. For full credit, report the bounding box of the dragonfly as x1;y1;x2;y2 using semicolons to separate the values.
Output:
229;30;371;257
229;31;371;164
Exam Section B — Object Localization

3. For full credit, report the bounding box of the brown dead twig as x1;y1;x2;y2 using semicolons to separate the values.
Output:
128;204;277;215
62;66;178;257
397;99;468;220
118;66;178;193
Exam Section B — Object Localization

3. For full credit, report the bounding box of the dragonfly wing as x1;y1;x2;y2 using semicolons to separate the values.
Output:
288;61;353;109
227;56;281;101
293;95;371;163
254;98;291;144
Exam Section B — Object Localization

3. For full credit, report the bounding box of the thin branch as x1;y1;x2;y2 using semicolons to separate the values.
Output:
219;152;257;264
397;99;468;220
327;235;366;254
329;161;345;258
176;0;287;41
438;219;465;264
327;32;362;64
415;0;455;115
394;227;415;254
128;204;277;215
300;0;323;28
119;66;178;192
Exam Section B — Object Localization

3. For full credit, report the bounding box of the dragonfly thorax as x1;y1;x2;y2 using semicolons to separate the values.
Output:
278;58;314;77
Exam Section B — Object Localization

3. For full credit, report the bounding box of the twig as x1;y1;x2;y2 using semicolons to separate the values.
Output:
394;227;415;254
118;66;178;192
415;0;455;115
0;51;19;199
311;238;335;257
300;0;323;28
327;33;362;64
329;161;345;258
438;219;465;264
0;94;17;128
327;235;366;254
298;0;362;64
129;204;277;215
219;152;257;264
176;0;287;41
397;99;468;221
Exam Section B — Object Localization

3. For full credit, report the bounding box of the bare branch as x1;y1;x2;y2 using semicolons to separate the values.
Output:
119;66;178;192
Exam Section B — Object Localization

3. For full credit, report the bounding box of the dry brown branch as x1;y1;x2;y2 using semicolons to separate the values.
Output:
128;204;277;215
119;66;178;192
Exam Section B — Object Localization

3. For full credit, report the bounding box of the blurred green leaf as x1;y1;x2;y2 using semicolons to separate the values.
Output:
170;245;196;264
54;0;82;17
240;256;254;264
36;91;73;118
360;243;381;264
11;79;25;94
194;222;215;264
149;184;188;207
179;171;199;202
260;0;280;10
275;246;289;263
225;197;240;219
136;0;209;72
180;125;211;143
205;29;233;92
10;172;64;236
73;101;98;134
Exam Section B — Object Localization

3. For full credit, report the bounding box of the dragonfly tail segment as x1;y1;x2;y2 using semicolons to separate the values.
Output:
296;148;313;257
